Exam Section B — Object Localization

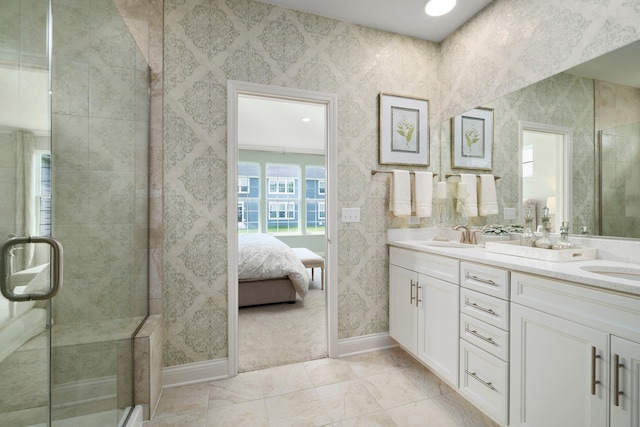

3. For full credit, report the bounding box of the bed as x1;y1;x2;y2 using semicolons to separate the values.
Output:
238;233;309;307
0;263;49;364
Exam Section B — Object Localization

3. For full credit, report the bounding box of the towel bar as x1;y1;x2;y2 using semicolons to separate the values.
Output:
371;169;438;176
445;174;500;180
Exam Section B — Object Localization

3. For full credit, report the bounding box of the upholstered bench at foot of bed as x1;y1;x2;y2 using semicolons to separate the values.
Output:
291;248;325;290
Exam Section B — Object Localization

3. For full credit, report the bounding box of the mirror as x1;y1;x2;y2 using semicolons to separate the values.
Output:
441;40;640;240
519;122;572;233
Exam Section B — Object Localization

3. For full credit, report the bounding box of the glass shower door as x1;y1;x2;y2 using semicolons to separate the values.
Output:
0;0;54;425
1;0;149;425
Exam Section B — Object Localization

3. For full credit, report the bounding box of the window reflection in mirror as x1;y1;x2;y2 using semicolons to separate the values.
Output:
519;122;572;233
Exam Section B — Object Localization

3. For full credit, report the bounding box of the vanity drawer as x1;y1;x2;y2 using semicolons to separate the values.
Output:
461;262;509;300
389;247;459;284
460;288;509;331
460;340;509;426
460;313;509;362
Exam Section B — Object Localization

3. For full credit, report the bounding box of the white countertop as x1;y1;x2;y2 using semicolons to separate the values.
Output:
387;229;640;298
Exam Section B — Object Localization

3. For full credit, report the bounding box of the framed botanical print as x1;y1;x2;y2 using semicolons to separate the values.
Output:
452;107;493;170
379;93;429;166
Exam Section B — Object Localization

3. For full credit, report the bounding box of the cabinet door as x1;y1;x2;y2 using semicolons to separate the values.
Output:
417;275;459;386
510;303;608;427
389;264;418;353
611;336;640;427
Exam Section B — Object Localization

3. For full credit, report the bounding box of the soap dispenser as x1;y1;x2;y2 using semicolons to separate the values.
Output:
552;221;575;250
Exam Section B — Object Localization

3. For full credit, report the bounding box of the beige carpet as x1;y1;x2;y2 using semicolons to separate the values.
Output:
238;274;327;372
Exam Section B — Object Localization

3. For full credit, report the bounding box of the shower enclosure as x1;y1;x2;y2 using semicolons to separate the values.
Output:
0;0;149;425
598;123;640;238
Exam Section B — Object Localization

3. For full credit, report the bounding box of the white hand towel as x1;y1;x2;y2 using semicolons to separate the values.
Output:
412;171;433;217
389;170;411;216
479;174;499;216
460;174;478;217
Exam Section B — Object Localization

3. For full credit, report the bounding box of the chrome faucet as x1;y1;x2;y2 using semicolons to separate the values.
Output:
453;225;479;244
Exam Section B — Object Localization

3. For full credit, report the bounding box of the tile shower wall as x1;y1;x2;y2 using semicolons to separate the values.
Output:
50;0;149;415
163;0;640;367
596;81;640;237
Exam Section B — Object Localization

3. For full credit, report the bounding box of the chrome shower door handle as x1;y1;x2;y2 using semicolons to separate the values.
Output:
1;236;63;302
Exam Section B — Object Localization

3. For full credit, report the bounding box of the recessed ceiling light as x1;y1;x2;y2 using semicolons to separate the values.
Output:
302;117;311;122
425;0;456;17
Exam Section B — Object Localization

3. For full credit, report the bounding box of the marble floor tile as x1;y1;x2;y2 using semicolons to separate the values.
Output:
360;369;428;409
151;382;210;420
207;370;263;408
343;348;415;378
315;379;383;422
332;410;398;426
144;411;207;427
206;399;269;427
260;362;314;397
264;388;331;427
303;357;358;387
144;349;499;427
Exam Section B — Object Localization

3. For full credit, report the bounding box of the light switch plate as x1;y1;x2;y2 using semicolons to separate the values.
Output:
342;208;361;222
503;207;516;220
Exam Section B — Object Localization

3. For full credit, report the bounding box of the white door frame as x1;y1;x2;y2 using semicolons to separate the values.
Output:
226;80;338;376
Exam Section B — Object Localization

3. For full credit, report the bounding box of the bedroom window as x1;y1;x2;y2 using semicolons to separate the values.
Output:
318;179;325;195
268;178;295;194
268;202;296;220
238;176;249;193
36;152;51;236
238;162;260;232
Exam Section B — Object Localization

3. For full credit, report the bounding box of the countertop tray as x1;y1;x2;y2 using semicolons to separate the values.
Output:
485;240;597;262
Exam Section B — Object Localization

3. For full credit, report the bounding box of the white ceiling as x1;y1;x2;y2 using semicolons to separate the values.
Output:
566;40;640;89
238;95;326;154
261;0;493;42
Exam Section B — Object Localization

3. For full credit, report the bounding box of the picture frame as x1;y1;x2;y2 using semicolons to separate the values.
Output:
379;93;429;166
452;107;493;170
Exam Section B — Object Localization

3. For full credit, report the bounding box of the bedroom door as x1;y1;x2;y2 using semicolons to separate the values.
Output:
228;81;338;374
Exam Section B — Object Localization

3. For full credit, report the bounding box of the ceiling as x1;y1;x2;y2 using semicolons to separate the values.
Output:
261;0;493;43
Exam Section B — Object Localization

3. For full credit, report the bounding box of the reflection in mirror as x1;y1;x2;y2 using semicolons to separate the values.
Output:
519;122;572;233
441;40;640;240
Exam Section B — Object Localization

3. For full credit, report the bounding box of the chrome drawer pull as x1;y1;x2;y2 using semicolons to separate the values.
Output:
466;273;497;286
614;354;625;406
465;300;496;316
591;346;601;395
410;280;416;304
465;327;497;346
465;370;495;390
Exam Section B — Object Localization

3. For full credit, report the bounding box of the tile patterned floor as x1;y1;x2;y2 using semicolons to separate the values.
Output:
144;348;499;427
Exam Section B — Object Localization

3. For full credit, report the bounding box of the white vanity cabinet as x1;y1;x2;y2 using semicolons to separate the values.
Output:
510;272;640;427
458;261;510;426
389;247;460;386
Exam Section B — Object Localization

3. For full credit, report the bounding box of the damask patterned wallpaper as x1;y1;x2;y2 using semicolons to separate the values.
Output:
163;0;640;367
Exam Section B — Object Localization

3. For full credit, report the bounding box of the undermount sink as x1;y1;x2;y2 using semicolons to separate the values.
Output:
411;240;473;249
579;265;640;282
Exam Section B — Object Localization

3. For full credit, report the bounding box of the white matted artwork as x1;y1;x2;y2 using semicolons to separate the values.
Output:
452;107;493;170
379;93;429;166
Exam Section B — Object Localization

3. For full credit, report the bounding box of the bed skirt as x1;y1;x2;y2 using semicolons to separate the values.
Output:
238;278;297;307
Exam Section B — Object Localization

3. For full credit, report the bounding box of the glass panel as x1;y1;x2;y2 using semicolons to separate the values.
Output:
0;0;52;424
48;0;149;425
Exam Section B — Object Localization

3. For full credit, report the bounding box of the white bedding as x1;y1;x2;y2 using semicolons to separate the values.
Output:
0;264;50;364
0;294;46;364
238;233;309;299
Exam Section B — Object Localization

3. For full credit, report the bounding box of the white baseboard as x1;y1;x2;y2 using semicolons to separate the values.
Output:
337;332;397;357
162;358;229;388
160;334;395;389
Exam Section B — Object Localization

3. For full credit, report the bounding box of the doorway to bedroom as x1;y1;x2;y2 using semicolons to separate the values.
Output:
227;81;338;375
